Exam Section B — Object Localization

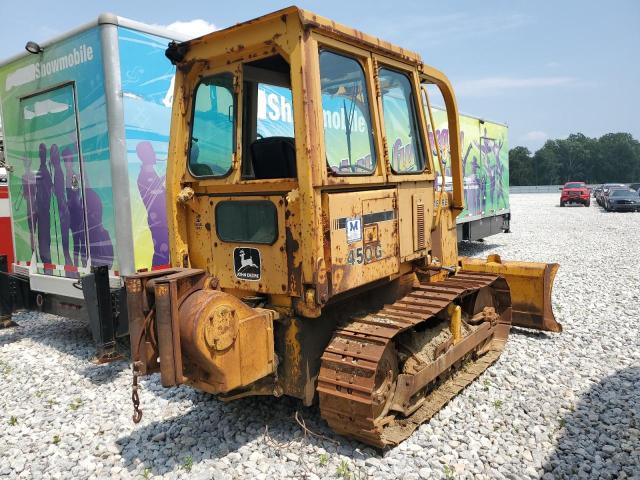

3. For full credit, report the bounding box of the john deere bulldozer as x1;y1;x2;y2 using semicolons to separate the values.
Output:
126;7;560;447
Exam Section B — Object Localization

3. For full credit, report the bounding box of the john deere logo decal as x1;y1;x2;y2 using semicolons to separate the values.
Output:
234;247;261;280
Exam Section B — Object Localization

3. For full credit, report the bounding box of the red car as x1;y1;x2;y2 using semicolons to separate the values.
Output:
560;181;590;207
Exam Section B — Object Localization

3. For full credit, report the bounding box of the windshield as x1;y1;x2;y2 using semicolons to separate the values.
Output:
611;189;634;197
565;182;584;189
319;50;376;175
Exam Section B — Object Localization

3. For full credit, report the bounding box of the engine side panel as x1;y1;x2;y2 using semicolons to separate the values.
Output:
325;189;399;295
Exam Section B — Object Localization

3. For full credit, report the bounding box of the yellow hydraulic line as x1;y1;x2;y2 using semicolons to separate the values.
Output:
447;304;462;344
422;85;446;230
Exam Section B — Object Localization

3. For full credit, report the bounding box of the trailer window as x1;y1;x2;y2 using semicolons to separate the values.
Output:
216;201;278;244
319;50;376;175
189;73;235;177
379;68;425;173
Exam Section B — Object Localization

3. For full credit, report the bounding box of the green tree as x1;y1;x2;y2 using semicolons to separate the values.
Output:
509;132;640;185
532;140;561;185
596;133;640;183
508;146;533;185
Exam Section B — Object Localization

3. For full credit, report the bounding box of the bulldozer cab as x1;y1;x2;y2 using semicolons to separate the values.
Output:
165;7;465;317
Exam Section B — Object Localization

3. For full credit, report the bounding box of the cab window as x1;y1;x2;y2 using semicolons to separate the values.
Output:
319;50;376;175
189;73;235;177
379;68;425;173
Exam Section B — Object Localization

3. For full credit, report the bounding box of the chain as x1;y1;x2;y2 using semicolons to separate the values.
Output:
131;361;143;423
130;307;156;425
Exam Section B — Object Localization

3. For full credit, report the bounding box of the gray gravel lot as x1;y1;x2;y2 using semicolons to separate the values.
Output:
1;193;639;480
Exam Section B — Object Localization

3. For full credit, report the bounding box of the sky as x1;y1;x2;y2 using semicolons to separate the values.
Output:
0;0;638;151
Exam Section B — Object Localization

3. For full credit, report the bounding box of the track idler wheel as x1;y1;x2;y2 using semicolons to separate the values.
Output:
371;344;398;424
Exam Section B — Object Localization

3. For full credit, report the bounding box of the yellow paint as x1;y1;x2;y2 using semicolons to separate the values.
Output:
448;304;462;344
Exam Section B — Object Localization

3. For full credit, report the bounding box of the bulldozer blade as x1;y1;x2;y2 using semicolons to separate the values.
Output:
459;254;561;332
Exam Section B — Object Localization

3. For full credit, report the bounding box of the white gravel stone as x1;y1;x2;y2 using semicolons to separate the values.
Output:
1;193;638;479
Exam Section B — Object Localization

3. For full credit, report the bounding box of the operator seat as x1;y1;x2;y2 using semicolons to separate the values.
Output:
249;136;296;179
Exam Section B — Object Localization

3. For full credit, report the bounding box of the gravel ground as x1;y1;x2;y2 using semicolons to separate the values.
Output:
1;193;639;480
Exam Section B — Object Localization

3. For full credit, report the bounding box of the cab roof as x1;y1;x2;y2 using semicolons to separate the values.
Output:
182;6;424;66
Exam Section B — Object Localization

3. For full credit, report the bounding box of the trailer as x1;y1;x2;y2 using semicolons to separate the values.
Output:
430;107;510;241
0;15;187;358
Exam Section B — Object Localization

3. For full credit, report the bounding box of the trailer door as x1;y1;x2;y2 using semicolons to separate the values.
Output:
20;84;87;277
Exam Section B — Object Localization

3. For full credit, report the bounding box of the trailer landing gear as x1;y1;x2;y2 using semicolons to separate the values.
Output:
83;265;126;364
0;255;19;329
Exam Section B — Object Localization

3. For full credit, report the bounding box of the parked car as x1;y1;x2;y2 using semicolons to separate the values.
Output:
592;184;604;198
597;183;627;206
604;188;640;212
628;183;640;192
560;181;590;206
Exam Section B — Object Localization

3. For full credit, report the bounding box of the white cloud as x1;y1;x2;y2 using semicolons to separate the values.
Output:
161;19;217;39
522;131;549;142
546;61;560;68
456;76;578;97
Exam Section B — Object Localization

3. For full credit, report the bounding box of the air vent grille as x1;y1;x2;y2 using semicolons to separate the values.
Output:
416;202;426;250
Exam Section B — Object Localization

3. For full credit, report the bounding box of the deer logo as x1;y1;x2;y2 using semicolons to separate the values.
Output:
234;247;261;280
238;249;258;270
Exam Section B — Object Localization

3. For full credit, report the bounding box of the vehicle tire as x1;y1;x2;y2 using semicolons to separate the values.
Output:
585;200;590;207
560;201;565;207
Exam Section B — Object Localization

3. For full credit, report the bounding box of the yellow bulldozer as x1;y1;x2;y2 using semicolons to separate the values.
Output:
125;7;560;447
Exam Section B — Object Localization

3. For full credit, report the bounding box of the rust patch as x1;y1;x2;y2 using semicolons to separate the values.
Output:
285;226;302;297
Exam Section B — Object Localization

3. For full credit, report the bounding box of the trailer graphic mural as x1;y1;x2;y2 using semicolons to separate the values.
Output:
1;28;114;276
119;28;174;270
430;108;510;221
0;22;179;281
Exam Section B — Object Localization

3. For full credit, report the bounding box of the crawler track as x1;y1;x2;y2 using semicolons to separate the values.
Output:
317;271;512;447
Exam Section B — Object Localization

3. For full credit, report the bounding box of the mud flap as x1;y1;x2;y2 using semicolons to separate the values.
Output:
459;254;561;332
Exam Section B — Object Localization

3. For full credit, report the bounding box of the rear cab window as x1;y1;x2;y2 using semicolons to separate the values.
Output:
216;200;278;244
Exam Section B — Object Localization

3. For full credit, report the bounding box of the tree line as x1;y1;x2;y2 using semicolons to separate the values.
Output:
509;133;640;185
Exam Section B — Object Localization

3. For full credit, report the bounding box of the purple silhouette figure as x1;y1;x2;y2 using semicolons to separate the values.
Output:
474;130;495;212
63;147;86;267
35;143;53;264
136;141;169;266
471;156;487;214
20;156;38;252
50;144;72;265
85;187;114;268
